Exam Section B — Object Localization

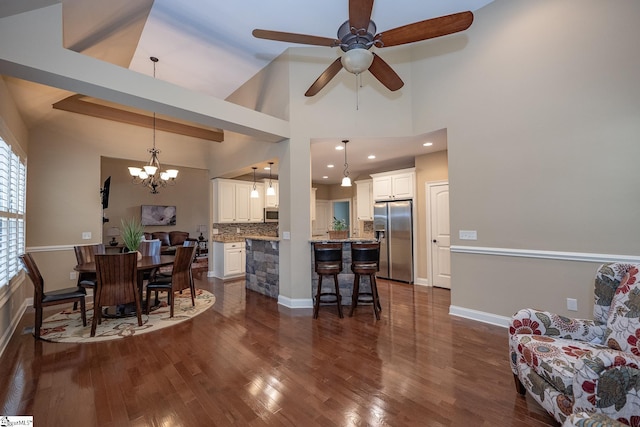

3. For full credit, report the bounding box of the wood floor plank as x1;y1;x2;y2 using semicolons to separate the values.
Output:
0;273;558;426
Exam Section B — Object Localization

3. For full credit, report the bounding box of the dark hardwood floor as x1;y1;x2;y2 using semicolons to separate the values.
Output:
0;272;557;426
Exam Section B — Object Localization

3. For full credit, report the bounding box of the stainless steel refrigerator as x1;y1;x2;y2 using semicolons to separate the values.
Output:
373;200;413;283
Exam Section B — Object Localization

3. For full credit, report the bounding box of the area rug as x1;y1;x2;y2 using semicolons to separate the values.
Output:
38;288;215;343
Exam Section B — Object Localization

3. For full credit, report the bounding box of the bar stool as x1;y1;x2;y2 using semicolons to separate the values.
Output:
313;242;344;318
349;242;381;320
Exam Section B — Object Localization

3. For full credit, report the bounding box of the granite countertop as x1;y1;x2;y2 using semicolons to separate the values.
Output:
243;235;280;242
309;237;377;243
211;235;279;243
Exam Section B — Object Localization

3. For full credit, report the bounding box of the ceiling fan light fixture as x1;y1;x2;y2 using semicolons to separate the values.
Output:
341;48;373;74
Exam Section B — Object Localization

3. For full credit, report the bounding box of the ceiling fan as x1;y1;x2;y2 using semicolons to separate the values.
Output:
252;0;474;97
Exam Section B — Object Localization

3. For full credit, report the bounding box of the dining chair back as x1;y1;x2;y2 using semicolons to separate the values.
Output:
72;243;105;310
139;239;161;257
145;245;197;317
92;252;141;336
20;253;87;339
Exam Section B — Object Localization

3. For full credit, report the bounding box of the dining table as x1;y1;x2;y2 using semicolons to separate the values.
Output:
75;254;175;317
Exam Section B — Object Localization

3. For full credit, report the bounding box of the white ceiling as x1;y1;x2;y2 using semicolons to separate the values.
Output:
3;0;492;184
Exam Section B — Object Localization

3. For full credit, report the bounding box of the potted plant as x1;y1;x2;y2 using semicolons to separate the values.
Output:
121;217;145;257
329;217;348;240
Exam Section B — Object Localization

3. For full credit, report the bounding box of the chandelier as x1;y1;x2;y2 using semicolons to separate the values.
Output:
128;57;179;194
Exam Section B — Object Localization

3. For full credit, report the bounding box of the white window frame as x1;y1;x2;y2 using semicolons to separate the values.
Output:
0;134;26;289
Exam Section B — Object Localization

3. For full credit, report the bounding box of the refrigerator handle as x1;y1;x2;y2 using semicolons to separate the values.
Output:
376;230;385;242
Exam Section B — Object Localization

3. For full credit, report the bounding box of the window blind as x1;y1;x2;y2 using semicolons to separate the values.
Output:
0;137;26;287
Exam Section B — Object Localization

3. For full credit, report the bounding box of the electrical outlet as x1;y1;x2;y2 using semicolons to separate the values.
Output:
236;227;241;234
82;231;91;240
283;231;291;240
212;229;219;235
70;271;77;280
459;230;477;240
567;298;578;311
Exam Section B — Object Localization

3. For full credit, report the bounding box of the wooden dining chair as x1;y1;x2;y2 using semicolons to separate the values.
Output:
156;240;197;279
138;239;161;256
73;243;105;309
145;245;197;317
92;253;141;337
20;253;87;339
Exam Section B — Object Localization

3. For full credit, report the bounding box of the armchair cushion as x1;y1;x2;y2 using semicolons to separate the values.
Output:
603;265;640;354
169;231;189;246
152;232;171;247
509;262;640;424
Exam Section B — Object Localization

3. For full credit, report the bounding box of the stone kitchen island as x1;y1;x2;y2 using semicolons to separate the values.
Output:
245;236;280;298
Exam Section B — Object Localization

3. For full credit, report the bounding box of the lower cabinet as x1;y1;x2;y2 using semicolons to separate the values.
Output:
212;241;246;279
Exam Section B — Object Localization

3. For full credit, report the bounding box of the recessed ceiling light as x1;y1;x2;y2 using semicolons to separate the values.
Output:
423;142;433;147
322;176;328;179
264;166;270;170
327;164;334;168
335;145;344;151
368;154;376;159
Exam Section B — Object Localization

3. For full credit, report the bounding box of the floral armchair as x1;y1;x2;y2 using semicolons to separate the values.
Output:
509;262;640;425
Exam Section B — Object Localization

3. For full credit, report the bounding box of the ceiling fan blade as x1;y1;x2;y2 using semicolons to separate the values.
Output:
305;58;344;97
349;0;374;32
376;11;473;47
368;53;404;91
252;29;339;47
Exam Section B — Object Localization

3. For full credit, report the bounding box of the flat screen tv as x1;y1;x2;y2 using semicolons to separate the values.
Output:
141;205;176;226
101;176;111;209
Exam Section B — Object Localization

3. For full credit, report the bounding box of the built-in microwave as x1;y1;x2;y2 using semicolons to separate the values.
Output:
264;207;279;222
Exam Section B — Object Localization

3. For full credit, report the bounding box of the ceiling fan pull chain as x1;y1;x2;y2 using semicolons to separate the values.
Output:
355;74;360;110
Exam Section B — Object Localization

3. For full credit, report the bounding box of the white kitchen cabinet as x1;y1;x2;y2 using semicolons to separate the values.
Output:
212;178;263;223
212;240;246;279
355;179;373;220
371;168;415;201
263;179;279;208
249;183;264;222
311;187;317;221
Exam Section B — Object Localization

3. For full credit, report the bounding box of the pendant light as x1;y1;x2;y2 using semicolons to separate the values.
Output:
250;167;259;198
341;139;351;187
266;162;276;196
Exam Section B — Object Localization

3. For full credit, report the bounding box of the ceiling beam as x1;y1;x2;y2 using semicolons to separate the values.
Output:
53;94;224;142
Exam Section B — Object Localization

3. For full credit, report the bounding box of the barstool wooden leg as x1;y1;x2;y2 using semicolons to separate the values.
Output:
370;274;381;320
313;275;323;319
349;273;360;317
333;274;343;318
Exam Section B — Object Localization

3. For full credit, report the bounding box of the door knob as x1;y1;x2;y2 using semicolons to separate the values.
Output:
433;239;437;243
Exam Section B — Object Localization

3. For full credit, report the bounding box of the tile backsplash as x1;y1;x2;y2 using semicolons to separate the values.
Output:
212;222;278;238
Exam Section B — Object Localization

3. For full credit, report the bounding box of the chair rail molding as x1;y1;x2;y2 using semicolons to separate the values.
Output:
450;245;640;264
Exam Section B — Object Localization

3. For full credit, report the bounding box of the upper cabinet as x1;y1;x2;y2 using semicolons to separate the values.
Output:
355;179;373;221
371;168;415;201
212;178;264;223
263;179;279;208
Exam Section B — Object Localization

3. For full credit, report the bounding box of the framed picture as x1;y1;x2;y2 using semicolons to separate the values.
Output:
141;205;176;226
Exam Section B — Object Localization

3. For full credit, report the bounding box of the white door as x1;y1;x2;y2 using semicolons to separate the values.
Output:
313;200;330;236
429;183;451;289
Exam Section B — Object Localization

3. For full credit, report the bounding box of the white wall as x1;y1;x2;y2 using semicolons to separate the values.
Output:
411;0;640;319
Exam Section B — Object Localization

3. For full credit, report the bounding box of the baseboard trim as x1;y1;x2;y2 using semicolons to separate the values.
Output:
414;277;430;287
278;295;313;309
449;305;510;328
450;245;640;264
0;297;28;359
